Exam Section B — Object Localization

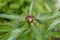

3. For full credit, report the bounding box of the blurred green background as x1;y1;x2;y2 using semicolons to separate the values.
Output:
0;0;60;40
0;0;56;16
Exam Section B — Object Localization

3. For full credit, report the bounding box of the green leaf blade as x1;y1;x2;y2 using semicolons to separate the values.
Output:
31;23;42;40
46;19;60;32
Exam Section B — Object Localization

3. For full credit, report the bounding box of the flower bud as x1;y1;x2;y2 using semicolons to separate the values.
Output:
25;15;34;23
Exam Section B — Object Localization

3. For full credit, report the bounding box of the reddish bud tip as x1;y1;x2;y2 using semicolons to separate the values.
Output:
25;15;34;23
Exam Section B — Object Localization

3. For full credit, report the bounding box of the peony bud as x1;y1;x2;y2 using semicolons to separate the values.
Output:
25;15;34;23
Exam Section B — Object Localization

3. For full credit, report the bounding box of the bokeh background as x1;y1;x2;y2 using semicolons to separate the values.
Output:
0;0;60;40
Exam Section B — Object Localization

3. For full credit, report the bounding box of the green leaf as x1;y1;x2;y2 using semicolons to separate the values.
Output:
0;14;24;22
17;28;31;40
10;20;20;28
29;0;34;15
46;19;60;32
2;24;29;40
36;13;41;20
38;24;46;33
31;23;42;40
0;23;14;32
51;32;60;38
44;3;52;12
38;12;60;21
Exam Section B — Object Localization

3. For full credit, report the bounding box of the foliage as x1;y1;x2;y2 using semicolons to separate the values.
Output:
0;0;60;40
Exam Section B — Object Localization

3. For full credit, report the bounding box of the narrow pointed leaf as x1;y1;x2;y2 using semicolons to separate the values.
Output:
44;3;52;12
2;24;28;40
0;23;15;32
29;0;34;15
31;23;42;40
38;12;60;21
46;19;60;32
0;14;24;21
17;28;31;40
